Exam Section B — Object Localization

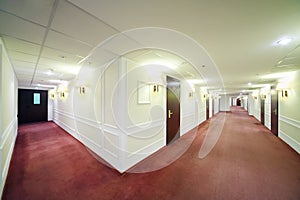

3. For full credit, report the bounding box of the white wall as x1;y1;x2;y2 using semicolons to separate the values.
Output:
278;70;300;153
248;92;261;121
219;95;230;111
53;56;207;173
0;38;18;197
264;94;271;130
214;97;220;115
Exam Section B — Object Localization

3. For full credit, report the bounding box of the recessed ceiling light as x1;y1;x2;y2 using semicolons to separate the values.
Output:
276;37;293;46
248;82;252;86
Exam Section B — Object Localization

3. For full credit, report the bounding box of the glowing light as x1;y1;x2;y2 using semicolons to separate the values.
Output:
276;37;293;46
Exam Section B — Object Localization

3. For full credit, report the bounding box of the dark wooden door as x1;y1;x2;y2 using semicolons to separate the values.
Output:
271;88;278;136
18;89;48;124
261;98;265;125
237;98;241;106
166;76;180;145
206;97;209;120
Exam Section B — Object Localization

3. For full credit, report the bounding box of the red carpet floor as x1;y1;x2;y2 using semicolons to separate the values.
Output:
2;107;300;200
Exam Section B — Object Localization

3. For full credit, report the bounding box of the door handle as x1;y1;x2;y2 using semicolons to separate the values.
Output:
168;109;173;119
274;108;277;115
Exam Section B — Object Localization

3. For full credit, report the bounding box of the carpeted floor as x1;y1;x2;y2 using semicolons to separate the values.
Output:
2;106;300;200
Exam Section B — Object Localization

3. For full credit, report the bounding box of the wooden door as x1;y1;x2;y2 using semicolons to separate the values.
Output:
271;88;278;136
237;98;241;106
18;89;48;124
206;97;209;120
261;98;265;125
166;76;180;145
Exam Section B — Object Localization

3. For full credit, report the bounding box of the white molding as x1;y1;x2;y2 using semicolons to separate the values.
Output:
54;109;75;120
127;118;163;129
2;127;17;180
53;119;76;132
103;125;119;136
75;116;100;129
279;131;300;154
0;118;17;149
280;115;300;129
0;124;17;197
126;119;164;136
127;137;164;158
103;148;118;159
103;123;118;129
78;133;102;150
182;112;194;118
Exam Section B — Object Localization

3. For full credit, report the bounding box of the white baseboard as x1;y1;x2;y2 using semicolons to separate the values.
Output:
279;131;300;154
0;122;18;198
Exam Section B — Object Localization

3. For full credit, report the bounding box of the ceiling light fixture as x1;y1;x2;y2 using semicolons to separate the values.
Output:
248;82;252;86
276;37;293;46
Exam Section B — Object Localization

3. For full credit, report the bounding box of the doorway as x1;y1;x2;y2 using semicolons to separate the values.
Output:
206;97;209;120
18;89;48;124
237;98;241;106
261;98;265;125
271;87;278;136
166;76;180;145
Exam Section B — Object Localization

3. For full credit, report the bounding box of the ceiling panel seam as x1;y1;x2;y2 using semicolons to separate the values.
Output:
0;9;47;28
30;0;59;86
65;0;146;60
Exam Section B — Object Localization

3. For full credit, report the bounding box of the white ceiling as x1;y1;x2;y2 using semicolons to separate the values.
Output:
0;0;299;93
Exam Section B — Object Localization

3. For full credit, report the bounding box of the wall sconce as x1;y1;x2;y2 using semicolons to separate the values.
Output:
49;93;55;99
282;90;288;97
153;84;159;92
254;96;258;100
79;86;86;94
261;94;266;99
59;91;67;100
203;94;207;99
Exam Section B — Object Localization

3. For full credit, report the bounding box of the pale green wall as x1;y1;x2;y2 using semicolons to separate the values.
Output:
0;38;18;197
279;69;300;152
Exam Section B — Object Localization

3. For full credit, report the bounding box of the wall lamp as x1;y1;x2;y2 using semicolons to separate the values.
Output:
281;90;289;97
153;84;160;92
79;86;86;94
49;93;55;99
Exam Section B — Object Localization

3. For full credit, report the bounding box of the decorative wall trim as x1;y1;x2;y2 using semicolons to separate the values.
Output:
1;127;17;180
103;125;120;136
0;117;17;149
0;122;17;197
182;112;195;118
53;109;75;120
78;132;102;151
75;115;100;129
103;123;118;130
126;119;164;136
127;137;164;158
279;131;300;154
53;119;76;133
280;115;300;129
103;148;118;159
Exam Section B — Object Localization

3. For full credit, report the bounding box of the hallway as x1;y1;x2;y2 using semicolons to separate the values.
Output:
2;107;300;200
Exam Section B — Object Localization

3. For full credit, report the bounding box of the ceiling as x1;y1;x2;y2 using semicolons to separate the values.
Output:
0;0;299;94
